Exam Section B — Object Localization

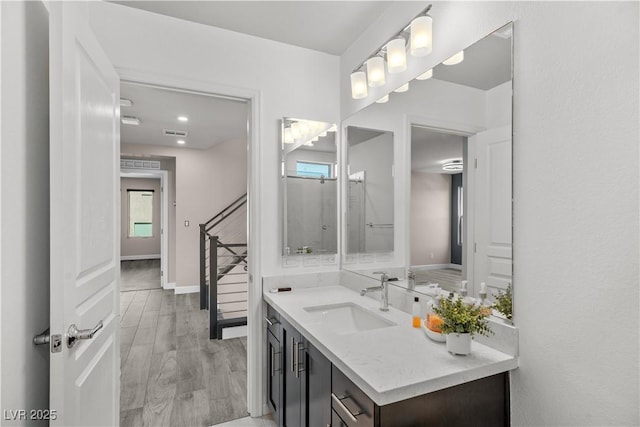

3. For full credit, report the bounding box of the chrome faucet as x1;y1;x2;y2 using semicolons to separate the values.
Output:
360;272;389;311
407;270;416;290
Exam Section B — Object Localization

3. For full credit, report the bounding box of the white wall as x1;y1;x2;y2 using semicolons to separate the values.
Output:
342;2;639;425
122;139;247;287
410;172;451;266
88;1;341;278
0;1;50;424
120;177;162;258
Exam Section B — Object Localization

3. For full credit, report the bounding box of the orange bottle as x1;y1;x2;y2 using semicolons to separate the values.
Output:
412;297;421;328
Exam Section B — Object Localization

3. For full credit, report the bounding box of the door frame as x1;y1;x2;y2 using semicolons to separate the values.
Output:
404;115;484;294
115;67;263;416
120;170;169;289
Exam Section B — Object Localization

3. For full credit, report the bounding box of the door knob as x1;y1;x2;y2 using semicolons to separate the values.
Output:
67;320;103;348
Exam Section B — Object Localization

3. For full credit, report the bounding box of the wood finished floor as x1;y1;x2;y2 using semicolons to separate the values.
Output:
120;289;249;426
414;268;462;293
121;259;162;292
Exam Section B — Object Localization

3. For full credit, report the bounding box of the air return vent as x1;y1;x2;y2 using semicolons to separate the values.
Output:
163;129;188;137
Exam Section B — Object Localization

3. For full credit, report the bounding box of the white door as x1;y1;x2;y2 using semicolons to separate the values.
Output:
49;2;120;425
472;125;512;294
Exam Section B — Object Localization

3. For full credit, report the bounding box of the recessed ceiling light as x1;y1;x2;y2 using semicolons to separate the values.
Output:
121;116;140;125
177;115;189;122
120;98;133;107
176;140;186;145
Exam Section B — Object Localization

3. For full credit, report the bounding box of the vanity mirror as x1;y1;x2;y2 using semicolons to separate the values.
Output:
345;126;394;254
343;23;513;313
281;118;338;256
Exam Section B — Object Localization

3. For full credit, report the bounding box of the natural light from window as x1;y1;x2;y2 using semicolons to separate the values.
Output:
128;190;153;237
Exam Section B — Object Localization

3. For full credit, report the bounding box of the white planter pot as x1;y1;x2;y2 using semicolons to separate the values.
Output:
445;333;472;355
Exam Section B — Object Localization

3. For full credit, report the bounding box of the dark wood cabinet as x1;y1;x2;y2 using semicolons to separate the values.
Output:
266;303;509;427
266;329;282;426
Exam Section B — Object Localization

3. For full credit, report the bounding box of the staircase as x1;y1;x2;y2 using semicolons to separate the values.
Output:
199;193;248;339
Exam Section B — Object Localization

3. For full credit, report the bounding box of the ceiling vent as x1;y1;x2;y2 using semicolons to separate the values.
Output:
163;129;188;137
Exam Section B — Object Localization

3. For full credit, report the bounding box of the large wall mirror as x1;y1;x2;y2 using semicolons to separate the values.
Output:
343;23;513;316
281;118;338;256
346;126;394;254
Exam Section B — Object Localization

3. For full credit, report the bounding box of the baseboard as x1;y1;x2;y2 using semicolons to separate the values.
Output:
121;254;161;261
164;282;176;290
222;325;248;339
174;285;199;294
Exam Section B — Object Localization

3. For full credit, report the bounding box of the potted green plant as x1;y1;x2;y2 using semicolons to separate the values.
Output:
432;294;493;355
492;284;513;322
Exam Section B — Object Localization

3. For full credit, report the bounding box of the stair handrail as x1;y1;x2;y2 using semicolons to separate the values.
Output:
202;193;247;233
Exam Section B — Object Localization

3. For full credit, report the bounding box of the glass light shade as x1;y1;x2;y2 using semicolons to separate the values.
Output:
410;15;432;57
394;83;409;93
443;50;464;65
284;127;294;144
291;122;301;139
376;94;389;103
350;71;368;99
299;121;310;137
366;56;386;87
416;69;433;80
386;38;407;74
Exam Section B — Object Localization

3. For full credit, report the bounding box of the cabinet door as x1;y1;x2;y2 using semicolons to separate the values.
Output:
304;342;331;427
331;410;349;427
282;320;302;427
266;330;282;426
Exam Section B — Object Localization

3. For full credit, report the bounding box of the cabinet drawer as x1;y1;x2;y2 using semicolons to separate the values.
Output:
265;304;281;337
331;366;375;427
331;409;348;427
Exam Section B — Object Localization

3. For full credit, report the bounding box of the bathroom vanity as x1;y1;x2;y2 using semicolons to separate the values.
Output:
264;285;517;427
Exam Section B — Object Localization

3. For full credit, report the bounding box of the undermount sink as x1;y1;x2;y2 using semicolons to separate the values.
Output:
303;302;396;335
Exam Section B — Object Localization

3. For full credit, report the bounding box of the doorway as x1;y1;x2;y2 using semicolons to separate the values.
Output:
117;80;252;426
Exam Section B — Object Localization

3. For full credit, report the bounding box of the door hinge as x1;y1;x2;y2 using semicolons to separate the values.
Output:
161;270;164;277
474;242;477;253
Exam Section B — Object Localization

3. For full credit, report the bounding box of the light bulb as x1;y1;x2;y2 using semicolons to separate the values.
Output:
365;56;386;87
350;71;368;99
443;51;464;65
376;94;389;103
410;15;432;57
394;83;409;93
386;38;407;74
416;69;433;80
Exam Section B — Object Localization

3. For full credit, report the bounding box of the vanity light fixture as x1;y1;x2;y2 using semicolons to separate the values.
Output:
291;122;301;139
284;127;294;144
376;94;389;103
177;115;189;122
443;50;464;65
410;15;433;57
350;71;368;99
394;83;409;93
349;4;432;99
386;38;407;74
416;69;433;80
121;116;140;125
443;160;463;171
120;98;133;107
366;56;386;87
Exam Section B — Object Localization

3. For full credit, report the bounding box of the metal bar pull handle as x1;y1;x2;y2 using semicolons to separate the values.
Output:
264;316;280;326
331;393;362;424
67;320;103;348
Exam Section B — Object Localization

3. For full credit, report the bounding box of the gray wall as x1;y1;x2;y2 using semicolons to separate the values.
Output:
410;172;451;266
121;139;247;287
0;1;50;424
120;177;162;258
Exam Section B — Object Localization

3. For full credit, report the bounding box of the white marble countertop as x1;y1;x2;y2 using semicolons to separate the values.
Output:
263;285;518;406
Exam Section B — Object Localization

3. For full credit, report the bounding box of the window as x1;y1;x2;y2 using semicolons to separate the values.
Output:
128;190;154;237
296;161;332;178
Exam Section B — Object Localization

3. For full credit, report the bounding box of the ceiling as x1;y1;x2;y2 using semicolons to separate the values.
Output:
120;82;248;150
411;126;464;174
110;1;394;55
